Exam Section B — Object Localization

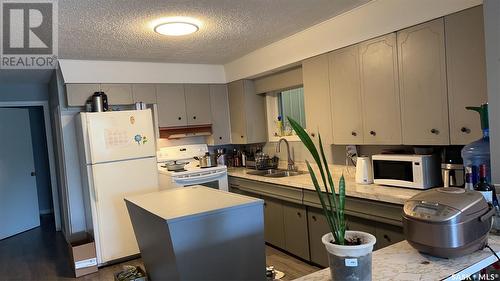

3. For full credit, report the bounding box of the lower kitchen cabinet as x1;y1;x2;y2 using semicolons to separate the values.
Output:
229;178;404;267
375;223;405;249
307;208;331;267
283;202;310;260
263;196;286;249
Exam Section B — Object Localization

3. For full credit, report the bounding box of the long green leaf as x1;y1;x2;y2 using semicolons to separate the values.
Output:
288;116;347;245
318;133;343;244
339;175;346;241
306;161;337;236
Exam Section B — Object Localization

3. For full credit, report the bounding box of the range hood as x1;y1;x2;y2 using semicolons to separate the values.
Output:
159;125;212;139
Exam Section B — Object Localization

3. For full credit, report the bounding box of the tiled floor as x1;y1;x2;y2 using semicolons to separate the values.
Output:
0;215;319;280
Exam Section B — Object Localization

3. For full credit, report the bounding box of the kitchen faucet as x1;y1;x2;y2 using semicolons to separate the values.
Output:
276;138;296;171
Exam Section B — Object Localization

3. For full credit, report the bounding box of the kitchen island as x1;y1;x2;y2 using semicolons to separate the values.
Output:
124;186;266;281
295;235;500;281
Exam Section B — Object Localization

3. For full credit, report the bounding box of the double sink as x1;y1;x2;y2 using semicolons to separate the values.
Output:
247;169;307;178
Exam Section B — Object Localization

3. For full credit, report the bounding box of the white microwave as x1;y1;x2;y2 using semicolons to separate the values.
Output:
371;154;441;189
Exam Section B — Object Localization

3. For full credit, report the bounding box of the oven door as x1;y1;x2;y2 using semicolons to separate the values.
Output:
372;159;416;188
173;169;229;191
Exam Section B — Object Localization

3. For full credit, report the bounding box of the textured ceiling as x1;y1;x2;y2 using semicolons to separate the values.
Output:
58;0;370;64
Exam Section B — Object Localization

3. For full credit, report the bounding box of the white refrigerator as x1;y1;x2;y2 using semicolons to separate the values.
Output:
76;109;159;265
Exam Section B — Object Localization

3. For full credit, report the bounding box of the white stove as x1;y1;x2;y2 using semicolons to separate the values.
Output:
157;144;228;191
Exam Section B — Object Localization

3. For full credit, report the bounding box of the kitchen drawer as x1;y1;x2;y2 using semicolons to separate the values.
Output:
228;177;303;204
303;189;403;226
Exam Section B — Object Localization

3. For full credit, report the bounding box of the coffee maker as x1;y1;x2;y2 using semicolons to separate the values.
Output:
441;147;464;187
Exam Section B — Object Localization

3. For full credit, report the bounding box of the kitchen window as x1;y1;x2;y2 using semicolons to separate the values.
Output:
266;86;306;142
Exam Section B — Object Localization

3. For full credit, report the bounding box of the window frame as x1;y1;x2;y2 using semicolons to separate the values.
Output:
265;88;304;143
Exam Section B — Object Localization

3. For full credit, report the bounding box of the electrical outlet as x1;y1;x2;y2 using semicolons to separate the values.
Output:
346;145;357;158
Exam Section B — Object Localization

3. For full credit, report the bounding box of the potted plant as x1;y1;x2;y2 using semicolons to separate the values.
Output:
288;117;376;281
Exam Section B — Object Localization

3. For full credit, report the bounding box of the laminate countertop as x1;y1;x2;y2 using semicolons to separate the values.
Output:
293;234;500;281
227;167;421;205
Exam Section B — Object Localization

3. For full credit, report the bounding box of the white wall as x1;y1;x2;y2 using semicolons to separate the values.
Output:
224;0;482;82
484;0;500;184
59;59;226;84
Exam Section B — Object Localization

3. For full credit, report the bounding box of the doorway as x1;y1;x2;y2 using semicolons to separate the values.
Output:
0;101;61;236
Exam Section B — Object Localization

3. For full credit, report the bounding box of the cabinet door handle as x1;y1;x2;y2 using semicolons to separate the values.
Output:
240;135;244;139
297;212;302;218
369;131;376;136
311;133;315;137
351;131;357;137
219;136;222;140
193;116;197;120
430;128;439;135
178;116;182;120
383;234;391;242
461;127;471;134
312;215;317;221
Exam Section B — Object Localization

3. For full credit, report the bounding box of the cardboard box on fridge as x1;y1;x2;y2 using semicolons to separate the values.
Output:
68;232;98;278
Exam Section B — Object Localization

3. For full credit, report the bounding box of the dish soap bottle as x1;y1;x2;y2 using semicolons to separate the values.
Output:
461;103;490;184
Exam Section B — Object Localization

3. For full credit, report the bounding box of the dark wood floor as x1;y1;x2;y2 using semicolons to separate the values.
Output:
0;215;318;280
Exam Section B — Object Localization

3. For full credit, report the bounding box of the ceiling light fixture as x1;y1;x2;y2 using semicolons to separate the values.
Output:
152;17;201;36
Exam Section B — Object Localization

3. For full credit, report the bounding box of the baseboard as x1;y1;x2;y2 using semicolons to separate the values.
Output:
39;209;53;215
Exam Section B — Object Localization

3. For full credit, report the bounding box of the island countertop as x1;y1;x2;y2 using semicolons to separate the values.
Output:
124;185;263;223
294;234;500;281
227;167;421;205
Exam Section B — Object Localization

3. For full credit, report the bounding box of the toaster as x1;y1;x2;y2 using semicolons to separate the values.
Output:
403;187;495;258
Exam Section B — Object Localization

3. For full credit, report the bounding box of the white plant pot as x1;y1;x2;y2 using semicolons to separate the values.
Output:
322;231;376;281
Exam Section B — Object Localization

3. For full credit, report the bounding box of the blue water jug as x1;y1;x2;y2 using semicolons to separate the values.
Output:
461;104;490;184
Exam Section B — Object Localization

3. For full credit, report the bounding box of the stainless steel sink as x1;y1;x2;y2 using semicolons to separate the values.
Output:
247;169;307;178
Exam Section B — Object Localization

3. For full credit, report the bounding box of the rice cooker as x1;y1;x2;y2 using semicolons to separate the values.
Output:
403;187;495;258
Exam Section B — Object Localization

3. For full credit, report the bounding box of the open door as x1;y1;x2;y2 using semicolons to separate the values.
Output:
0;108;39;240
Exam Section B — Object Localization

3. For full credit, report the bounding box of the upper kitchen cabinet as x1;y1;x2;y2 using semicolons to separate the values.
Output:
207;84;232;145
132;84;157;104
397;19;449;145
302;54;333;144
329;45;364;144
66;84;99;106
156;84;187;128
184;84;212;126
100;84;134;105
359;34;402;144
227;80;267;144
445;6;487;145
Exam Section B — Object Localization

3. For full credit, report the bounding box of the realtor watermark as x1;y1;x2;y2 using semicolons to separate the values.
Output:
0;0;58;69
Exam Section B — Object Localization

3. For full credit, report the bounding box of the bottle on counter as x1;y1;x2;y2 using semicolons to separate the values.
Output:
241;150;247;167
233;148;241;167
464;166;474;191
474;164;498;207
216;148;226;166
